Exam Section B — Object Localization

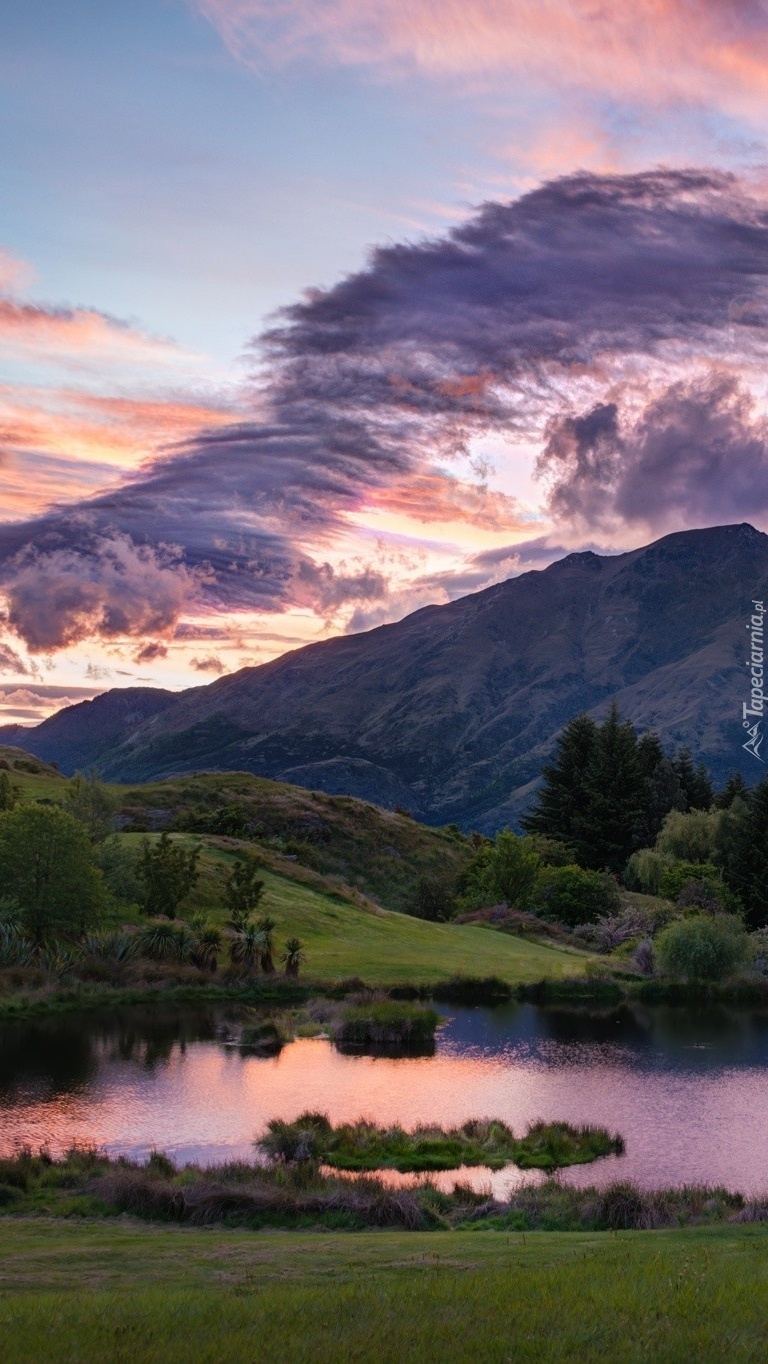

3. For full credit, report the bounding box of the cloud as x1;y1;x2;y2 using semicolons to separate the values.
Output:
345;534;578;631
190;654;226;674
369;467;526;530
538;373;768;533
4;169;768;649
133;642;169;664
0;530;207;651
196;1;768;120
0;298;192;370
0;249;34;296
0;643;30;676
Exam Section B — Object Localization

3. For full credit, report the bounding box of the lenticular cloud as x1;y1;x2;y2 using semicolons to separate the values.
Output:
4;168;768;648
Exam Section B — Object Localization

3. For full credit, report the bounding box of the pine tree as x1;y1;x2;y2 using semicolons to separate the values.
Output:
572;703;644;873
674;748;714;811
521;713;598;847
633;734;684;847
715;772;749;809
728;777;768;928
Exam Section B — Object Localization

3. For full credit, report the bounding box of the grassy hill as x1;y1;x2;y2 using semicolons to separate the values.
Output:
0;749;589;988
119;833;587;986
0;746;67;800
114;770;473;914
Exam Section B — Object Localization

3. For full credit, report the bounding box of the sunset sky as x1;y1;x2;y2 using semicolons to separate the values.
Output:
4;1;768;723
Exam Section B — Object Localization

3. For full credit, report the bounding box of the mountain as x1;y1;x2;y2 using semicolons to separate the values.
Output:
0;687;175;775
9;524;768;828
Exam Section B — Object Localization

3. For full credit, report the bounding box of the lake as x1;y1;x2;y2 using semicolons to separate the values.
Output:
3;1001;768;1193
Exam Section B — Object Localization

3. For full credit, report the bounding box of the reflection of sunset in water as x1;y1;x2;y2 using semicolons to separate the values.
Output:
3;1004;768;1193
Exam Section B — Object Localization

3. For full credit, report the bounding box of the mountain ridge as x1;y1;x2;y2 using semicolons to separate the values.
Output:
4;523;766;828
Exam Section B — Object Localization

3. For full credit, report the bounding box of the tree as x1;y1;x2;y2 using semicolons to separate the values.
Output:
224;854;264;929
0;804;105;944
190;922;222;972
229;923;265;971
633;735;684;847
572;704;644;872
0;770;19;812
63;770;118;843
716;773;749;809
655;809;720;864
533;864;621;927
656;914;750;981
461;831;540;910
674;749;714;812
136;833;200;918
727;777;768;928
257;915;277;973
522;713;598;847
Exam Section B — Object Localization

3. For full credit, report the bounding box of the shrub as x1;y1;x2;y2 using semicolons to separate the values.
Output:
408;873;457;921
656;913;751;982
658;861;724;902
533;865;621;927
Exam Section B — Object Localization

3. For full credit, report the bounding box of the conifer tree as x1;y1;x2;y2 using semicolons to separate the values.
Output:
674;748;714;811
633;733;684;847
521;713;598;847
715;772;749;809
572;703;644;872
728;777;768;928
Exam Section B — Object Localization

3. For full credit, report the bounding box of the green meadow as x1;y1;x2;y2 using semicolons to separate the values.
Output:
1;1222;767;1362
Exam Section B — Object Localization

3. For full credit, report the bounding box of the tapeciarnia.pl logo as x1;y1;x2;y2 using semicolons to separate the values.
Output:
743;599;766;762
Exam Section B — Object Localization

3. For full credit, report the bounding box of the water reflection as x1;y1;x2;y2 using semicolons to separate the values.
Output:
2;1002;768;1194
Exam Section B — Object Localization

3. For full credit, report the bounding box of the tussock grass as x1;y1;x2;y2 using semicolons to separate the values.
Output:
256;1113;624;1174
332;998;440;1054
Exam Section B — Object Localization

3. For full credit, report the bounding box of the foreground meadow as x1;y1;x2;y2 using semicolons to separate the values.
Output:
0;1221;767;1361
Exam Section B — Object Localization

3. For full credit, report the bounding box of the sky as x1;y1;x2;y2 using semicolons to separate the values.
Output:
4;1;768;723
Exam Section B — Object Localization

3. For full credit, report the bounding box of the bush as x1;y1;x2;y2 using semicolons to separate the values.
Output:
656;914;751;982
658;861;724;902
408;873;457;921
533;865;621;927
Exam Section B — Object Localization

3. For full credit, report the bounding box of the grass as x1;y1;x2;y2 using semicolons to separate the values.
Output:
101;833;594;989
113;769;473;914
257;1114;624;1173
332;999;440;1052
0;1146;746;1230
2;1222;768;1361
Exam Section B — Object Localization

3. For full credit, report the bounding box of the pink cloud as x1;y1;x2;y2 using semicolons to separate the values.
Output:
3;531;210;652
197;1;768;120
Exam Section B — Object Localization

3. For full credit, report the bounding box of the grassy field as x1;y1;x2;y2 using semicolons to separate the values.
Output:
113;833;588;986
1;1221;767;1361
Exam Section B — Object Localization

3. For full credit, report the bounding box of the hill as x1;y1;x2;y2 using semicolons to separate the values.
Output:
114;770;471;915
8;523;768;828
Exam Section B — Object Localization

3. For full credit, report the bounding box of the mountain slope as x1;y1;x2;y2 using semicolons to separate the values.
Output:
12;524;768;827
0;688;175;775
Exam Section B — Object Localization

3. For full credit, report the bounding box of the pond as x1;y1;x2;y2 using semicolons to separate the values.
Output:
3;1001;768;1194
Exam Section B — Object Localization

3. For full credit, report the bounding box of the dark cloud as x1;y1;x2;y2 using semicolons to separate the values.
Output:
190;654;226;675
0;642;30;675
134;642;169;664
539;374;768;532
3;168;768;648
